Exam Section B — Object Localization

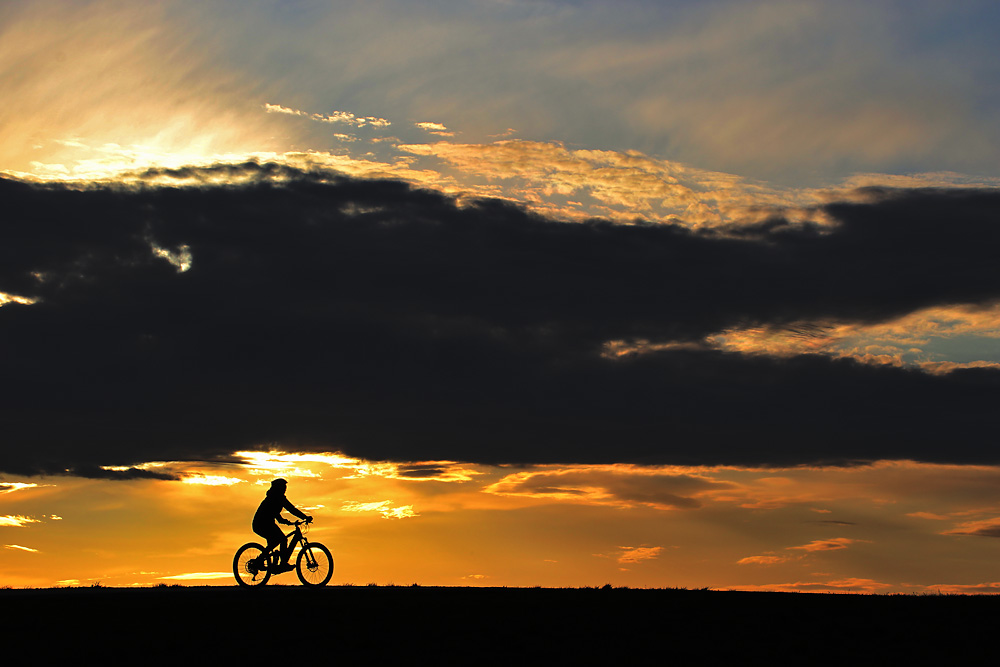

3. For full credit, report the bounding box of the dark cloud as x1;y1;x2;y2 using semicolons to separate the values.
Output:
1;165;998;475
396;465;450;479
811;520;858;526
67;465;180;482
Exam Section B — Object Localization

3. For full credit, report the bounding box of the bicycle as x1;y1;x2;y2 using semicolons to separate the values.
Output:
233;519;334;587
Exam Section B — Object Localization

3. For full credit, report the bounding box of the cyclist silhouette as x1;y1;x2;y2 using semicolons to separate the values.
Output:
253;478;311;573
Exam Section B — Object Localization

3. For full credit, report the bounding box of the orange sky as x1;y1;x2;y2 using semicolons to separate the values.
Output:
5;453;1000;592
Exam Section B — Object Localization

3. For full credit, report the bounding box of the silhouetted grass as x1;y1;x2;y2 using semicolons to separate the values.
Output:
3;584;997;662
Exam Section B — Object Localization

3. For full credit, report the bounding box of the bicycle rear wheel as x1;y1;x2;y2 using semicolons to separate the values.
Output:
296;542;333;587
234;542;271;587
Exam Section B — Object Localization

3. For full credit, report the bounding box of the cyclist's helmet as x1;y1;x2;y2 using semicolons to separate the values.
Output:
271;478;287;490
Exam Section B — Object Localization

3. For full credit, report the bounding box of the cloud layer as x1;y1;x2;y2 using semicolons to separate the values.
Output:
1;166;998;475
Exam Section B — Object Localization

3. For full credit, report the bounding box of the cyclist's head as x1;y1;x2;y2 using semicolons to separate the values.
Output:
270;478;288;491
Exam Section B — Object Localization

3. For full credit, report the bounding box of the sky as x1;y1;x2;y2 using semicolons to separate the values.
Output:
2;0;1000;592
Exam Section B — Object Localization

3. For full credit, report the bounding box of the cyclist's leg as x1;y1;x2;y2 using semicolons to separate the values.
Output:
282;531;300;566
278;531;294;566
254;522;285;565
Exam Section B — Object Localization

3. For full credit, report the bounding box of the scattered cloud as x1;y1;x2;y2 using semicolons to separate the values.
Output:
0;482;40;494
415;122;454;137
789;538;858;552
150;243;192;273
0;292;38;307
616;546;663;564
0;515;40;528
737;555;791;566
341;500;417;519
4;544;39;553
263;103;390;128
233;450;481;483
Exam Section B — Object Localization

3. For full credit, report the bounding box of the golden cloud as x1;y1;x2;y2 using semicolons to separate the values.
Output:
0;515;40;528
788;538;858;552
341;500;417;520
397;139;809;226
484;464;729;510
667;302;1000;372
616;546;663;564
737;555;790;566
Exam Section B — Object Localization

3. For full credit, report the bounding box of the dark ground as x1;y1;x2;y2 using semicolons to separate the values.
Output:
3;585;993;663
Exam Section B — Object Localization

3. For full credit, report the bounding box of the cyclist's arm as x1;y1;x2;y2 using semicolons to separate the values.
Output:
282;498;309;522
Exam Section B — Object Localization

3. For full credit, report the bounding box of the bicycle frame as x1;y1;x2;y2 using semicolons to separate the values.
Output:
263;521;310;566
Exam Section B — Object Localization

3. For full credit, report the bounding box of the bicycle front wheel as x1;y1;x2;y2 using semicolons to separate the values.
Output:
296;542;333;587
234;542;271;588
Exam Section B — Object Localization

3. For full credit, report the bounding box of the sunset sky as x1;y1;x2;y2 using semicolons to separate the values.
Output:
2;0;1000;592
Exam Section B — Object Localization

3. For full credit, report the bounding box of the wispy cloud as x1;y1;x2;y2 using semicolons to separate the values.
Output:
615;546;663;564
943;517;1000;539
342;500;417;519
737;555;791;566
0;482;40;494
0;515;40;528
789;538;859;552
925;582;1000;594
707;302;1000;372
232;450;481;483
264;103;390;128
396;139;799;226
484;465;728;510
0;292;39;307
180;475;245;486
415;121;454;137
739;537;860;566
